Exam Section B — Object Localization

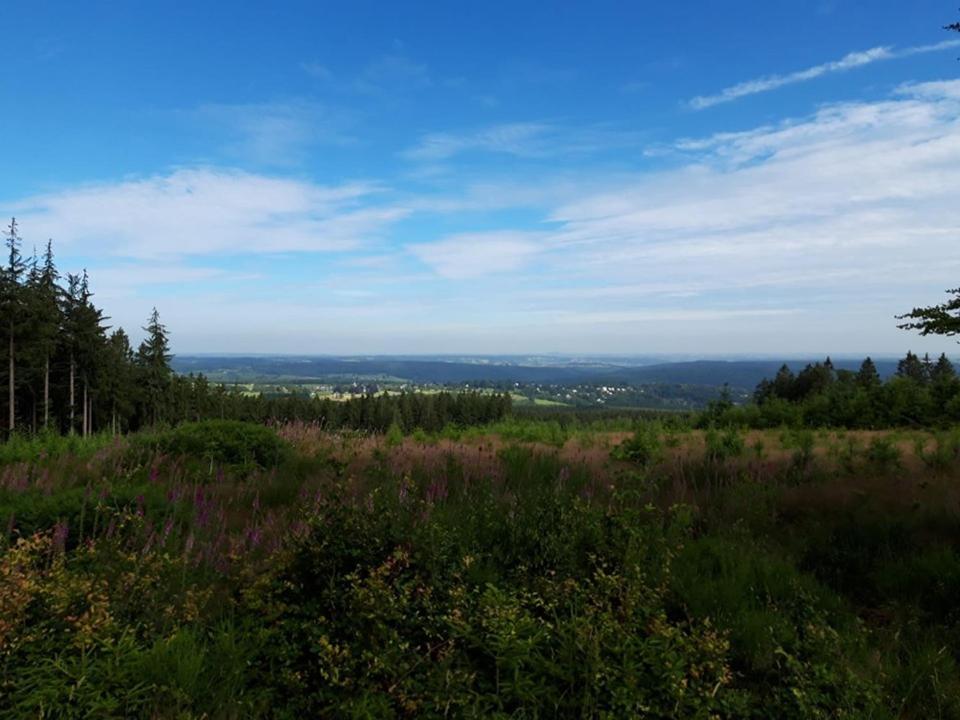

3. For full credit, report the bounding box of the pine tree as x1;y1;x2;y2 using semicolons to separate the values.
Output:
1;219;27;434
898;289;960;340
31;240;62;429
137;307;172;426
856;357;881;388
73;271;109;436
896;351;928;384
103;329;135;433
771;364;796;401
931;353;956;384
60;273;83;433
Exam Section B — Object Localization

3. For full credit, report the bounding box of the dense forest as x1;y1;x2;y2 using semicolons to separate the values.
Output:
0;219;510;439
705;352;959;428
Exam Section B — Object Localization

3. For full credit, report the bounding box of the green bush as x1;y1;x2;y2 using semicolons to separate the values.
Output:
705;426;745;463
867;435;901;471
139;420;291;469
612;423;663;466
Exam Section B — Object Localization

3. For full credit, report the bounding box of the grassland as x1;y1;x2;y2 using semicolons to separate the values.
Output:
3;419;960;717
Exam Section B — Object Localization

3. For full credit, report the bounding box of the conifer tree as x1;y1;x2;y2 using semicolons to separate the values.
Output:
30;241;62;428
1;219;26;433
103;328;135;433
896;351;928;384
856;357;881;388
898;289;960;340
771;364;796;401
137;307;172;426
931;353;956;384
73;271;109;436
60;273;83;433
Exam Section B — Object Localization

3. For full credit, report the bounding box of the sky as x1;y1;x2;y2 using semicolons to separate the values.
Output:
1;0;959;356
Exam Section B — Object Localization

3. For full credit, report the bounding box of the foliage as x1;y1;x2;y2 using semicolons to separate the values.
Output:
3;422;960;716
710;352;960;429
613;423;664;465
139;420;292;469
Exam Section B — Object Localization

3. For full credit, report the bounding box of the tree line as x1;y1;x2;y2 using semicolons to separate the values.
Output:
1;219;511;438
1;219;173;437
705;353;960;428
163;383;512;433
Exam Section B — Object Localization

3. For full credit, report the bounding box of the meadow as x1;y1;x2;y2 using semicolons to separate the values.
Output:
3;418;960;718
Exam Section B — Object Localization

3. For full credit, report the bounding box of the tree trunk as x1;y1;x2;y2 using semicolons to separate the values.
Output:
8;329;14;434
69;354;75;434
82;380;88;437
44;356;49;429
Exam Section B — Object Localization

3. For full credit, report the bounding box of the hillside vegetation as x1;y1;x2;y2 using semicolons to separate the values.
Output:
4;418;960;718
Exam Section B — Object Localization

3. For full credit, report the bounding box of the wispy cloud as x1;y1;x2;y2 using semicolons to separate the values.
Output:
690;40;960;109
189;100;355;165
402;123;644;162
5;81;960;353
6;168;401;259
407;231;544;278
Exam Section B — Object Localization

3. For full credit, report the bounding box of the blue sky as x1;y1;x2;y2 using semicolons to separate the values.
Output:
2;0;959;355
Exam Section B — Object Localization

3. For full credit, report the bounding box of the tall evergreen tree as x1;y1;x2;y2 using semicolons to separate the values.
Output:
61;271;109;436
856;357;881;388
1;218;27;433
931;353;956;384
896;351;927;384
29;240;62;428
102;328;136;432
137;307;172;426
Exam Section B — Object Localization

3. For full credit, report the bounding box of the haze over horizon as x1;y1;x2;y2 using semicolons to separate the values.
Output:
2;1;958;356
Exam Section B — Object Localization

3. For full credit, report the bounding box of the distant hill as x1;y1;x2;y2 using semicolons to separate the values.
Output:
172;355;904;390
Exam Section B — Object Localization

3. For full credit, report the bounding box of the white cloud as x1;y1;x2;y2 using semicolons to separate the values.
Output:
402;123;645;162
407;231;543;278
530;80;960;315
5;80;960;353
402;123;553;162
690;40;960;109
190;101;354;165
6;168;404;259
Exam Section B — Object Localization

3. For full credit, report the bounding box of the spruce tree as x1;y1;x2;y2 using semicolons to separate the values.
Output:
931;353;956;384
137;307;172;426
1;219;26;433
60;273;83;433
896;351;928;384
73;271;109;436
856;357;881;388
30;240;62;428
103;328;135;433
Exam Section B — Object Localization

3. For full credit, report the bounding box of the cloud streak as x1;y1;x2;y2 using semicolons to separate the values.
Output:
690;39;960;109
6;168;402;259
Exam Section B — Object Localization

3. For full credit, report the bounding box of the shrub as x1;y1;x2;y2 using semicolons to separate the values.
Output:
612;423;663;466
705;427;745;464
139;420;291;469
867;435;901;471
